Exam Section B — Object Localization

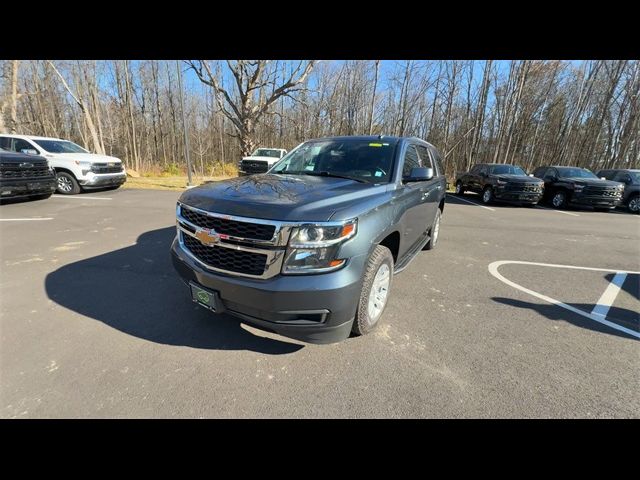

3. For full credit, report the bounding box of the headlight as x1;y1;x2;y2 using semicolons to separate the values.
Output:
283;220;357;274
574;184;584;192
496;178;507;185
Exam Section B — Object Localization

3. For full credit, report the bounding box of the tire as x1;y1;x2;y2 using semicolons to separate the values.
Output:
423;208;442;250
550;190;568;209
454;181;465;196
56;172;81;195
627;194;640;214
481;186;494;205
352;245;394;336
29;193;52;201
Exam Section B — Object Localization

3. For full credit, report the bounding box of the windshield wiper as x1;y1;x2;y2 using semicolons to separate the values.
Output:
301;171;369;183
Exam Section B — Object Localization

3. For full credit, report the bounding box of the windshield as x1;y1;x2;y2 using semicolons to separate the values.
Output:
253;149;282;158
33;139;88;154
489;165;526;176
271;139;395;184
556;167;598;179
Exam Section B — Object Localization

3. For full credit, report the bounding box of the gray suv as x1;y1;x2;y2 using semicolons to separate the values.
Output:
595;169;640;214
171;136;447;343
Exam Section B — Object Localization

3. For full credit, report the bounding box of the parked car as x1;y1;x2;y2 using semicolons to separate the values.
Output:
238;147;288;176
595;168;640;214
172;136;446;344
532;165;624;211
454;163;544;206
0;146;57;201
0;134;126;195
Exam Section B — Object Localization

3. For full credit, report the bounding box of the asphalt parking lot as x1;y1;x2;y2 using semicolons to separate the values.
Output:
1;189;638;418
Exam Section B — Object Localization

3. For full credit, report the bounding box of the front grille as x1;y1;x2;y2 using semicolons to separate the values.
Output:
182;233;267;276
583;186;620;197
240;160;269;174
0;165;52;179
91;163;123;174
180;206;275;240
505;183;541;192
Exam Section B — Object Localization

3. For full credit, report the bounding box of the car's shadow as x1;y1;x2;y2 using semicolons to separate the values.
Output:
44;226;304;354
492;273;639;341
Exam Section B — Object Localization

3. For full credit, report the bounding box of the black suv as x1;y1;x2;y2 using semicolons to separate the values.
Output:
532;166;624;211
0;147;56;201
595;169;639;214
454;163;544;205
171;136;447;344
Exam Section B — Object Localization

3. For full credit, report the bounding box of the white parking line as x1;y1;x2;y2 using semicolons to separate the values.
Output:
534;205;580;216
451;196;495;211
488;260;640;339
591;272;627;319
51;196;112;201
0;217;53;221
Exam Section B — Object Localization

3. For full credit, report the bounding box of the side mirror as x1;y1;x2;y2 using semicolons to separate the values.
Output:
21;148;38;155
405;167;434;182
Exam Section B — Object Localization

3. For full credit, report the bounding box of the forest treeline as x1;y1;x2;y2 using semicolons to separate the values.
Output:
0;60;638;177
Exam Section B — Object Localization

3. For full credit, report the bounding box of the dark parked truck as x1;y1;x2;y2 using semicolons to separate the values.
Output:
454;163;544;205
595;169;639;214
0;147;56;201
532;166;624;211
171;136;446;344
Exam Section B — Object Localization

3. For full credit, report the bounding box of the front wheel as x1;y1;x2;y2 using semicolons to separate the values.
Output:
551;191;567;209
423;208;442;250
56;172;81;195
482;186;494;204
628;195;639;214
352;245;394;336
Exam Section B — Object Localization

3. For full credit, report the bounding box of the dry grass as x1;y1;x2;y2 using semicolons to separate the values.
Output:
122;175;234;191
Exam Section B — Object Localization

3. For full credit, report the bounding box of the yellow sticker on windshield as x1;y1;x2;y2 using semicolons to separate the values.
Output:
369;143;383;147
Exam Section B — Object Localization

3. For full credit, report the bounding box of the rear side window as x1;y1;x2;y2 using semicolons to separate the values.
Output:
0;136;11;150
470;165;482;175
402;144;421;178
613;171;630;183
415;145;434;170
601;170;616;180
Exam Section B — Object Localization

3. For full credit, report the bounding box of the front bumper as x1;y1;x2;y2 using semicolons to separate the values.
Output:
569;194;622;208
494;188;543;204
0;177;56;198
171;237;365;344
80;172;127;188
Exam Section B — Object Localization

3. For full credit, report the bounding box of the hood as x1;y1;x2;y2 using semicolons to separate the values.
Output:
242;155;280;163
0;151;48;165
491;174;542;183
563;177;622;187
48;152;122;164
178;173;389;222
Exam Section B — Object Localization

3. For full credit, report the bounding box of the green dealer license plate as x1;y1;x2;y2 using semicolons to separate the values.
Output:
190;282;219;312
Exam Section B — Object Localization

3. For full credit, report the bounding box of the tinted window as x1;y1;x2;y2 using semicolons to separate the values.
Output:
613;171;630;183
470;165;481;175
13;139;37;153
556;167;597;179
489;165;526;175
430;147;444;177
0;136;11;150
533;167;547;178
402;144;421;178
32;139;87;153
598;170;615;180
479;165;489;175
545;168;558;179
415;145;434;170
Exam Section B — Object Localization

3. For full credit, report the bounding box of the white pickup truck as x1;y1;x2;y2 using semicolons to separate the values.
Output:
0;134;126;194
237;148;287;176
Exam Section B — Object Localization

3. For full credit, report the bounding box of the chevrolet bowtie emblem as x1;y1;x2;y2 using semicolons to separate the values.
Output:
195;228;220;246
